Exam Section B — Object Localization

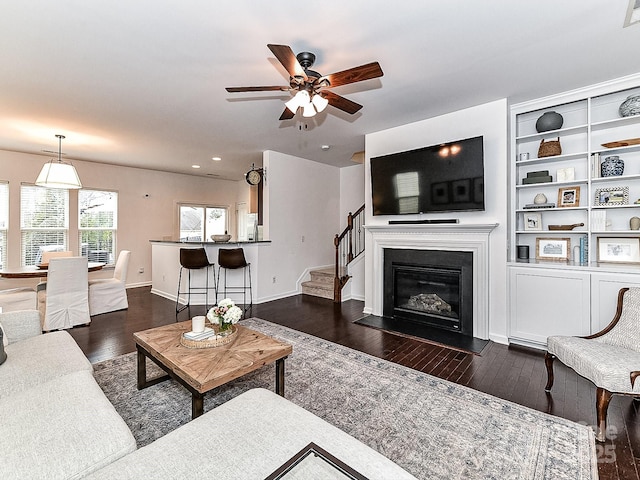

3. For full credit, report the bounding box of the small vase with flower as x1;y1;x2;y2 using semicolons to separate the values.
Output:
207;298;243;336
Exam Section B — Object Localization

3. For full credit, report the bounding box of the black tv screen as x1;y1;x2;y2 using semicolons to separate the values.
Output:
370;136;484;215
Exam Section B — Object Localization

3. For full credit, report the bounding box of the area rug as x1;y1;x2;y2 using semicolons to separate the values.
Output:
93;318;597;480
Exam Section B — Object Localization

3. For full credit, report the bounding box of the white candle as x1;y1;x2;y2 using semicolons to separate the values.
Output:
192;316;206;333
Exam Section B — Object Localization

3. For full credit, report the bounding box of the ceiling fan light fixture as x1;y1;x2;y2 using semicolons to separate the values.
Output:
35;135;82;189
312;93;329;113
285;90;310;113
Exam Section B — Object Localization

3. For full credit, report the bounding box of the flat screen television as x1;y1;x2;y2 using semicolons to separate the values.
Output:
370;136;484;216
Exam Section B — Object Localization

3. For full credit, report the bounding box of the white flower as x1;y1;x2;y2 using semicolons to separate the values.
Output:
206;307;220;324
224;305;243;324
218;298;234;308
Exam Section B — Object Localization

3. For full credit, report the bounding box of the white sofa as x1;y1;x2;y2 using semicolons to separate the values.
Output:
0;310;416;480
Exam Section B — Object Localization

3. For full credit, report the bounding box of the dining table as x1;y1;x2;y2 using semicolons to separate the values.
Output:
0;262;106;279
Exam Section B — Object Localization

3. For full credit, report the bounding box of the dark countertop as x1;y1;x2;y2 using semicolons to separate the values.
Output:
150;240;270;245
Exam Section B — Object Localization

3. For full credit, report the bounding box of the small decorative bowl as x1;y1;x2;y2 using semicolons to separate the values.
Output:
211;234;231;243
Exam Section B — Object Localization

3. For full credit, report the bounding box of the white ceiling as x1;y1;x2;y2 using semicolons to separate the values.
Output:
1;1;639;181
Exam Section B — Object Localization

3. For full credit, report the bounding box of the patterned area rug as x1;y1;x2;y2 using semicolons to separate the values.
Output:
93;318;598;480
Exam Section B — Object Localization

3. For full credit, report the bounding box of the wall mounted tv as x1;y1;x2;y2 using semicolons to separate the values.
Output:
370;136;484;216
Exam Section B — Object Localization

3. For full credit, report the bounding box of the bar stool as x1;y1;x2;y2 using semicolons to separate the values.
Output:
217;248;252;316
176;248;216;318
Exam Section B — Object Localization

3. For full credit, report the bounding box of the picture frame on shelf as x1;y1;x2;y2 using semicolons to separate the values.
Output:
557;186;580;208
597;237;640;264
594;186;629;206
536;237;571;261
523;212;542;231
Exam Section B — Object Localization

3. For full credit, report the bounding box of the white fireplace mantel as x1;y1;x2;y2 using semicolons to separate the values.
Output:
364;223;498;340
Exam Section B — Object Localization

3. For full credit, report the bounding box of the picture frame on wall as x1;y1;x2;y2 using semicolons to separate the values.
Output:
557;186;580;208
524;212;542;231
594;186;629;206
597;237;640;264
536;237;571;261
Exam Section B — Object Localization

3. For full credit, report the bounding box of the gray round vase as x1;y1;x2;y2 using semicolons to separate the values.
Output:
619;94;640;117
535;111;564;133
631;217;640;231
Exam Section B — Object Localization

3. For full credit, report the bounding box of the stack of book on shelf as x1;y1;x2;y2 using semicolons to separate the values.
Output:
524;202;556;209
579;235;589;264
522;170;553;185
591;210;607;231
591;153;601;178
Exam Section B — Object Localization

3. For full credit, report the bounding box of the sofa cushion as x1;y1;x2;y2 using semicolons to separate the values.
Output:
0;330;92;400
0;369;137;480
86;388;416;480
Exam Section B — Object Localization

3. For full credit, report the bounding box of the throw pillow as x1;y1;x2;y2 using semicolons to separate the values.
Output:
0;323;7;365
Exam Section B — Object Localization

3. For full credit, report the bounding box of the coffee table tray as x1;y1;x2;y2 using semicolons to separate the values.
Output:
180;325;237;349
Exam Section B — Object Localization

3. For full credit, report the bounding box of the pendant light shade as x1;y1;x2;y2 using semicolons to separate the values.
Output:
35;135;82;189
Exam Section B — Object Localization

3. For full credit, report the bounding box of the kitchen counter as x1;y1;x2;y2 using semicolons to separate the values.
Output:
150;240;270;308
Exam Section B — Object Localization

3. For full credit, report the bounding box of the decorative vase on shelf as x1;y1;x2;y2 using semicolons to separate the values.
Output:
630;217;640;231
619;94;640;117
533;193;547;204
600;155;624;177
535;111;564;133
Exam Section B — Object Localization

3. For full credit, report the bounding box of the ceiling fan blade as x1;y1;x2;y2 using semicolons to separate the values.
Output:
322;91;363;114
267;44;307;80
226;86;290;92
279;107;295;121
325;62;383;88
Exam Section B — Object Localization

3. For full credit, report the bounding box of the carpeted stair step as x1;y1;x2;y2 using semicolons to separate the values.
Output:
309;267;334;285
301;279;334;300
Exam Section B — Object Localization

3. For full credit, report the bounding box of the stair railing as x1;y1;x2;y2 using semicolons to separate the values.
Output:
333;204;365;302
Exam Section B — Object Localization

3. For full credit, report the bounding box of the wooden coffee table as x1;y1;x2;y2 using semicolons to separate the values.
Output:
134;321;292;419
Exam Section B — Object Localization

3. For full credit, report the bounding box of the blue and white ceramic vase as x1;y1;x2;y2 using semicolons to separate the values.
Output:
619;94;640;117
601;156;624;177
535;111;564;133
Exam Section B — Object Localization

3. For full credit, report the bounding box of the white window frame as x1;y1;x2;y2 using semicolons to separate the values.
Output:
178;203;229;242
20;184;69;266
0;181;8;270
78;189;118;265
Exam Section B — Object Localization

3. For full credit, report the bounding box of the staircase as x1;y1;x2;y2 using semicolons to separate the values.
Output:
301;267;335;300
302;204;365;302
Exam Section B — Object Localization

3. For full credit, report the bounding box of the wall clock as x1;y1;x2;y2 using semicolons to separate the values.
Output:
246;169;262;186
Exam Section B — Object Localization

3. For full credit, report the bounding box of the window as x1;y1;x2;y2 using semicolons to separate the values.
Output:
179;204;228;241
20;185;69;266
0;182;8;269
79;189;117;265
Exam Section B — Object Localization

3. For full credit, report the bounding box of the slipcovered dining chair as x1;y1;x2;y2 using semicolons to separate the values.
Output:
88;250;130;316
37;256;90;331
40;250;73;264
545;287;640;442
0;288;37;312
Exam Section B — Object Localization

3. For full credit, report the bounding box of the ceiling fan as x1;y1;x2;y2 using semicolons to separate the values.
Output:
225;44;383;120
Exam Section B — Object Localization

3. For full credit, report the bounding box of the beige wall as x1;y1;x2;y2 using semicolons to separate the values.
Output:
0;150;245;289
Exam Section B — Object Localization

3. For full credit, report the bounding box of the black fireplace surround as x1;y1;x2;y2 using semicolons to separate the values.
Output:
383;248;473;336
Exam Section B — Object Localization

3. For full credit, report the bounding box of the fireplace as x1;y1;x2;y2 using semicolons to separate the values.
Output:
383;249;473;336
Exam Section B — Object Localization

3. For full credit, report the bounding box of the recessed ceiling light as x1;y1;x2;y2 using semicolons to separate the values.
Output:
192;164;201;169
321;145;330;151
212;157;222;161
624;0;640;27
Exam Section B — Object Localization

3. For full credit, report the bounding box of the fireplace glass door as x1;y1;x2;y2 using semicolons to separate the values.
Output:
393;265;461;331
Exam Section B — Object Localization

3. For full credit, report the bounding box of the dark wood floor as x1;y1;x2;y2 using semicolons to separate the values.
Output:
69;287;639;480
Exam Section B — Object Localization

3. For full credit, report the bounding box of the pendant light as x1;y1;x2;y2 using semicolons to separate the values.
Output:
35;134;82;189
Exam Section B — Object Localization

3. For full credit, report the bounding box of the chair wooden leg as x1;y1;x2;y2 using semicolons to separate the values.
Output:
544;352;555;392
596;387;613;443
